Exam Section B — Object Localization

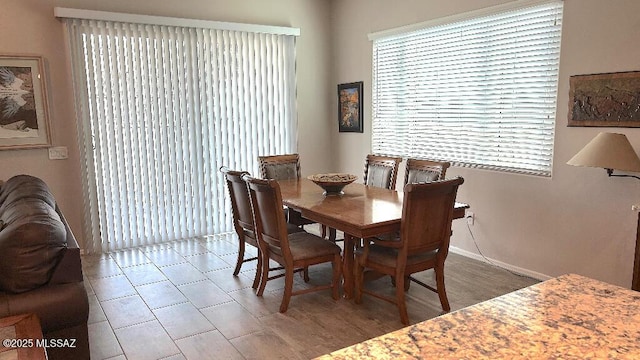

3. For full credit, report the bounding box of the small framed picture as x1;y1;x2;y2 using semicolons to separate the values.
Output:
338;81;363;133
0;54;51;150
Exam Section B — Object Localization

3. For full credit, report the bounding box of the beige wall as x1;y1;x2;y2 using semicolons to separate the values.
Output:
0;0;83;241
0;0;333;249
4;0;640;288
330;0;640;287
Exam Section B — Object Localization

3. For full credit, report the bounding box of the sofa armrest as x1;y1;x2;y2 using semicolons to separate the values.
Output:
49;206;83;284
0;282;89;333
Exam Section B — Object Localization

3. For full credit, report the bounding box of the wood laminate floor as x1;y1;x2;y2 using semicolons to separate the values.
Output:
83;232;539;360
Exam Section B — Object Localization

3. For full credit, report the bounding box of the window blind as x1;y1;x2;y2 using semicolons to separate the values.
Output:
371;0;563;176
63;17;297;253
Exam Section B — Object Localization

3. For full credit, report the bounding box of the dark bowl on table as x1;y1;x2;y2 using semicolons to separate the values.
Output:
307;173;357;195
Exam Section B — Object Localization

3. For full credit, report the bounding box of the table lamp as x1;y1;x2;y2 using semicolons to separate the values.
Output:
567;132;640;180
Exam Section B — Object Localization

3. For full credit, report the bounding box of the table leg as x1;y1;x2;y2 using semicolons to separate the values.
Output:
343;233;355;299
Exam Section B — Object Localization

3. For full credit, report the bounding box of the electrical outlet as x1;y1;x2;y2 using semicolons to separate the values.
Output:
466;211;475;225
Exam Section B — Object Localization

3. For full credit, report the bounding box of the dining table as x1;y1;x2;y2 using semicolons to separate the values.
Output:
278;178;469;298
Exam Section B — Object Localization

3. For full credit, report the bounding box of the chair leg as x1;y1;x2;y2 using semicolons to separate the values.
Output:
233;238;246;276
252;248;262;289
331;254;341;300
321;224;327;238
280;267;294;313
257;252;270;297
303;267;310;282
395;273;409;325
435;264;450;312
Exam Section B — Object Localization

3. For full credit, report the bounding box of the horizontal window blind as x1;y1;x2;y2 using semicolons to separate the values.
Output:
371;0;563;176
63;17;297;253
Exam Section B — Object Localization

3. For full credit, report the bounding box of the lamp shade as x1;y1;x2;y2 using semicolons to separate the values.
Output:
567;132;640;172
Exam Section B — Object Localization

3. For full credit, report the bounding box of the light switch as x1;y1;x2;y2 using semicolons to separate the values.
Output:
48;146;69;160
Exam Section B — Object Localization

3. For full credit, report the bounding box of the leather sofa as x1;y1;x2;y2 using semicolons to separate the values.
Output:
0;175;89;359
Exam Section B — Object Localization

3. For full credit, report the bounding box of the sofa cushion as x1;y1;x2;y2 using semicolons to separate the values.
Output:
0;175;67;293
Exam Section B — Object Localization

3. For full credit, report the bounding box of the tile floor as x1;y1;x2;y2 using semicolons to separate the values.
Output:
83;233;539;360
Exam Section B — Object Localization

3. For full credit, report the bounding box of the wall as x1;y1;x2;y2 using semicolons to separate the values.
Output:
0;0;83;242
330;0;640;287
5;0;639;288
0;0;333;249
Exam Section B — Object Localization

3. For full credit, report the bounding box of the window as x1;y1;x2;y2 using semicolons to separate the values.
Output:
370;0;563;176
60;11;298;252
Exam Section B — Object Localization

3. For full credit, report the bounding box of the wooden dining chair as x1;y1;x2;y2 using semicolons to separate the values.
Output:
258;153;301;180
243;175;342;313
404;158;450;185
363;154;403;190
257;153;317;229
354;177;464;325
220;167;304;290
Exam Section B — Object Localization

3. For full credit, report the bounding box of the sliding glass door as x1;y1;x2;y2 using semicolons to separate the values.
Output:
64;17;297;253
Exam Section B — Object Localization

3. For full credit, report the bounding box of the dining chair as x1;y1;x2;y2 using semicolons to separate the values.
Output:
258;153;301;180
220;167;304;290
363;154;403;190
354;177;464;325
257;153;317;229
243;175;342;313
404;158;450;185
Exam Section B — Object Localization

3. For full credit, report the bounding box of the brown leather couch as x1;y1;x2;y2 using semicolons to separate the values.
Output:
0;175;89;359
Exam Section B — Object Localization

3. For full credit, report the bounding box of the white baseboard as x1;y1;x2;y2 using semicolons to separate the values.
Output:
449;246;551;281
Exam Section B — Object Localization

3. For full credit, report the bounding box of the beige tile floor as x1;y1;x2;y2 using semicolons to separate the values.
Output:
83;232;539;360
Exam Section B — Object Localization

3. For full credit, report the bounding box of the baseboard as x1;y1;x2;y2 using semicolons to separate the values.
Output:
449;246;551;281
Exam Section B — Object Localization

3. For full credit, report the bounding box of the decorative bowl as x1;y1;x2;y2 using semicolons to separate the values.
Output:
307;173;357;195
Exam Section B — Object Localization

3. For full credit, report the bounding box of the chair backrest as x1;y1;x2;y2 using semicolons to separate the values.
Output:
363;154;402;190
400;177;464;256
258;154;301;180
404;159;451;185
220;167;254;234
244;175;292;259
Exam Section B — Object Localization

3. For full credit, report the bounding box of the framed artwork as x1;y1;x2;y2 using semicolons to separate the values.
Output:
568;71;640;127
338;81;363;133
0;55;51;149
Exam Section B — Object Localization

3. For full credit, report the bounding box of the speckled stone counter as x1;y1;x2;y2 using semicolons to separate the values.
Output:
317;274;640;359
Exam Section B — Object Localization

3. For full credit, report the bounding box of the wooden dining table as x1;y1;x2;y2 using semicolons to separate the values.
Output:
278;178;469;298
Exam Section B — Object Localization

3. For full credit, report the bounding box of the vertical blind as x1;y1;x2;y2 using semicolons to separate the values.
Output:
371;0;563;176
64;17;297;253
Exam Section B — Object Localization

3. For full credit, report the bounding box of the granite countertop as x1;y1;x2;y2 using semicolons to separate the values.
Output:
317;274;640;359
